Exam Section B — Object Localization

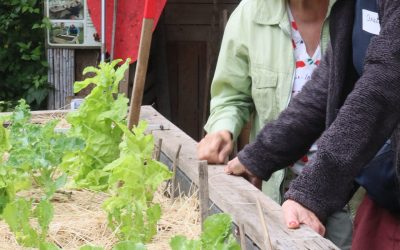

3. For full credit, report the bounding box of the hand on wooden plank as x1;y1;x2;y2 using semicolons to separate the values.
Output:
282;199;326;236
197;130;234;164
224;157;262;190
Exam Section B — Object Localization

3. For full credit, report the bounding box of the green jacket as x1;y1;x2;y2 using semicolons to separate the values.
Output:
205;0;335;203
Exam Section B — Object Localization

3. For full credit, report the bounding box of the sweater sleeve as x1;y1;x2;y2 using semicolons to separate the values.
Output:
237;44;332;180
285;2;400;220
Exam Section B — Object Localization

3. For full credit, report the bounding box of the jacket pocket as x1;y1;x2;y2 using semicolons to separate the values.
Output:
251;69;278;123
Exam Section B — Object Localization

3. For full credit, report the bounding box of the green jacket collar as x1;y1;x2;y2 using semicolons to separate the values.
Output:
254;0;337;26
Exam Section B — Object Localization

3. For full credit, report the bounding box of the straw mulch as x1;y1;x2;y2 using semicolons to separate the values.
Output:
0;184;201;249
31;112;70;129
0;112;201;249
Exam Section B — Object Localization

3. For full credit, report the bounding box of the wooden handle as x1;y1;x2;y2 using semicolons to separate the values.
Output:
127;18;154;128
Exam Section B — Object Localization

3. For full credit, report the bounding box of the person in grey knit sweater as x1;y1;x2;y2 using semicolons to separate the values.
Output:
225;0;400;248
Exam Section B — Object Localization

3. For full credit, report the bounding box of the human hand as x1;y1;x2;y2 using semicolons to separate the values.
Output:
282;199;325;236
224;157;262;189
197;130;233;164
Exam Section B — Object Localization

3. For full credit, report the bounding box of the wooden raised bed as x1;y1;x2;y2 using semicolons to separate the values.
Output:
140;106;338;250
19;106;338;250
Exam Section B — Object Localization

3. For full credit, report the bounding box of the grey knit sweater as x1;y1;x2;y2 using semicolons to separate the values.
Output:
238;0;400;220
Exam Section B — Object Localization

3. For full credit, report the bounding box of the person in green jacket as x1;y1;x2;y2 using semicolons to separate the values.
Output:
197;0;354;248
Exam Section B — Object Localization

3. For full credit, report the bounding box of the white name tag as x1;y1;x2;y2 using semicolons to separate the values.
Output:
362;9;381;35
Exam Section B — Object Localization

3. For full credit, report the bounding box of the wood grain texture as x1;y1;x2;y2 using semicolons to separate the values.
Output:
47;48;75;109
198;160;210;228
24;107;339;250
140;106;339;250
128;19;154;128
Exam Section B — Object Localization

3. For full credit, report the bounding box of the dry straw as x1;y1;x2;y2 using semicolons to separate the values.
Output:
0;112;201;249
0;184;201;249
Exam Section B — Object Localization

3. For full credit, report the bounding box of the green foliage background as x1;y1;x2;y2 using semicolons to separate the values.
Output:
0;0;50;111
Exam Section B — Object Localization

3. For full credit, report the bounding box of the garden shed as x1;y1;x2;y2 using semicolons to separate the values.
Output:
47;0;239;141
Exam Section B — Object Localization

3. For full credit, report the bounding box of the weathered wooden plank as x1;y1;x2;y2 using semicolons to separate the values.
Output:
151;18;172;120
171;144;182;201
68;50;75;99
47;48;75;109
22;107;339;250
164;4;237;25
166;42;179;123
239;223;248;250
62;49;67;107
177;43;203;140
198;160;210;228
54;49;61;109
74;49;100;96
47;49;55;109
140;106;339;250
165;26;210;42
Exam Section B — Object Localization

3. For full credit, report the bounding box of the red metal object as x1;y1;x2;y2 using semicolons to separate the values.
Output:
87;0;166;62
144;0;156;19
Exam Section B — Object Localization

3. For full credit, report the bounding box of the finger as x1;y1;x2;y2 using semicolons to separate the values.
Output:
207;137;225;163
224;165;232;174
306;218;325;236
197;138;221;163
218;142;233;163
224;161;235;174
227;158;246;175
282;202;300;229
209;136;223;153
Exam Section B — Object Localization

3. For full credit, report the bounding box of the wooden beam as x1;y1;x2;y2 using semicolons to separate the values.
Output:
23;107;339;250
140;106;339;250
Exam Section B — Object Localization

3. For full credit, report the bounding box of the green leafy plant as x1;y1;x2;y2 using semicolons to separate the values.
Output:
62;59;130;190
0;100;84;248
170;213;241;250
64;59;172;247
102;122;172;243
0;0;50;111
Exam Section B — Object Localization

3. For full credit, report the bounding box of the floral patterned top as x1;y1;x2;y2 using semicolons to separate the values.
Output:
285;7;321;182
289;8;322;97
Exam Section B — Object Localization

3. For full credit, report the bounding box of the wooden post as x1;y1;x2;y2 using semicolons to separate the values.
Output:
101;0;106;62
127;0;155;129
239;223;247;250
198;160;209;230
256;197;273;250
154;138;163;161
110;0;118;61
170;144;182;203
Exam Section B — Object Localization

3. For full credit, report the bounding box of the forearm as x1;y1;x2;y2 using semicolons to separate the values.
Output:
286;12;400;219
237;47;332;180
